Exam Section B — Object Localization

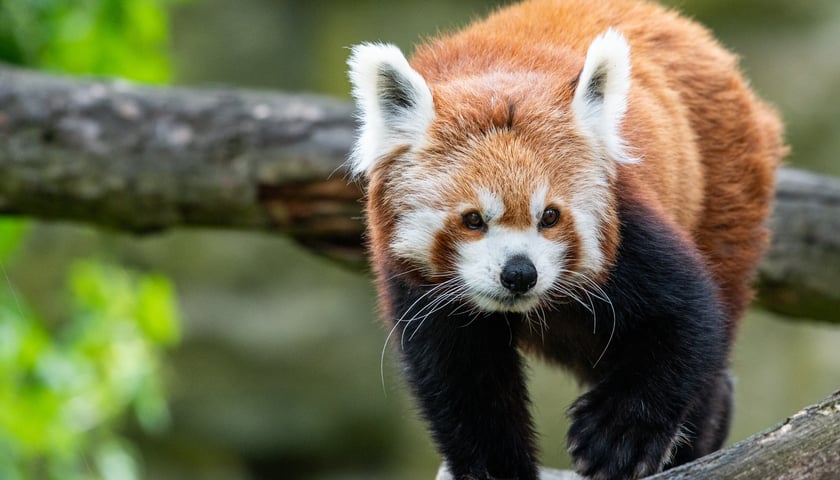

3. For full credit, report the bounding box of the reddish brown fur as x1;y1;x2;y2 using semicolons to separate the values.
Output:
425;75;609;268
356;4;784;476
364;0;782;338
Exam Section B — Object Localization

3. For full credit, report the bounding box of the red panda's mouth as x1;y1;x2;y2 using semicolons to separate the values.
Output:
469;290;541;313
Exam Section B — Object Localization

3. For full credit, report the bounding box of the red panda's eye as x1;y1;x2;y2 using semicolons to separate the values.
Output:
540;207;560;229
462;211;485;230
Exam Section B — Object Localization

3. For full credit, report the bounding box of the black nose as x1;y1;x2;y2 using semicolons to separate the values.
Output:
500;255;538;293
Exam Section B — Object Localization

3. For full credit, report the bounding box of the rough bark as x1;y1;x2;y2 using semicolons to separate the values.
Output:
436;390;840;479
0;64;838;319
0;64;363;263
647;389;840;479
758;169;840;322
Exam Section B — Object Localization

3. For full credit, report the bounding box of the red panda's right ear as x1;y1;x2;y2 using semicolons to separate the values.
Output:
347;43;435;178
572;29;636;164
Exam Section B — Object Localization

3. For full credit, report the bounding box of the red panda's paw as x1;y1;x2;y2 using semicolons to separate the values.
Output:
567;391;680;480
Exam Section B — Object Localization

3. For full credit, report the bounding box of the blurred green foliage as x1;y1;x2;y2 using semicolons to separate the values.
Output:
0;0;180;478
0;220;28;261
0;257;180;480
0;0;173;83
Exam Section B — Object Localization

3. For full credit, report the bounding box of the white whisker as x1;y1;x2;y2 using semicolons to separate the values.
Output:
381;275;462;392
553;268;617;368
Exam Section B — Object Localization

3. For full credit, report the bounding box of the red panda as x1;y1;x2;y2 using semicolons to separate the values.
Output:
347;0;784;479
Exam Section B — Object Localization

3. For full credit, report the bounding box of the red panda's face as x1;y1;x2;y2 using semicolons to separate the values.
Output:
379;110;616;313
348;33;632;313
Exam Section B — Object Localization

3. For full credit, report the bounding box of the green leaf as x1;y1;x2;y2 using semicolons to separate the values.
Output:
135;275;180;346
94;439;139;480
0;218;28;263
133;375;170;433
68;261;112;313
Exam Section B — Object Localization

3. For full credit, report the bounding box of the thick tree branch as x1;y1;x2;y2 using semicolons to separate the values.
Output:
758;169;840;322
0;64;363;262
0;65;838;320
436;390;840;480
648;389;840;479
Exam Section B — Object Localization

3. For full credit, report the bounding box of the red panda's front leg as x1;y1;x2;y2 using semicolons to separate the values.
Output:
386;276;538;480
564;199;730;479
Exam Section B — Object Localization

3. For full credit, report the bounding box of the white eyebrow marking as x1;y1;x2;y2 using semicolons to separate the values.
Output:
478;188;505;221
530;184;549;222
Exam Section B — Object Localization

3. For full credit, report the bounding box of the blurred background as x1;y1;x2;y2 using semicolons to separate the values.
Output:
0;0;838;479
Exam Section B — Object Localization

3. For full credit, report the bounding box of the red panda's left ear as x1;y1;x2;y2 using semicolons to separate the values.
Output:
572;29;637;164
347;43;435;178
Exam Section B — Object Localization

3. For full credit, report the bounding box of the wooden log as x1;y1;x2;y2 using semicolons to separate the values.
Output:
436;390;840;479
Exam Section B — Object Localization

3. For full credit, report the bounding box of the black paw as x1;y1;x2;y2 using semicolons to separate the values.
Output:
567;391;680;480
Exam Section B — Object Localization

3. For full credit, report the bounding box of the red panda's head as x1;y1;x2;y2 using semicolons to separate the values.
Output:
348;30;633;313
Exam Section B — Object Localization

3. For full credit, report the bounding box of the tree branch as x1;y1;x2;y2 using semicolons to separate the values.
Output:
648;389;840;479
0;64;363;262
436;390;840;480
0;64;838;320
758;169;840;322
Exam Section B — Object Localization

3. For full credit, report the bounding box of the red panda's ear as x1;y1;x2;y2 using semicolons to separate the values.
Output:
572;29;637;164
347;43;435;178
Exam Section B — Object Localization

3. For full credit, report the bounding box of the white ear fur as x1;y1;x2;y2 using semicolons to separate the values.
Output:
347;43;435;177
572;29;636;163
